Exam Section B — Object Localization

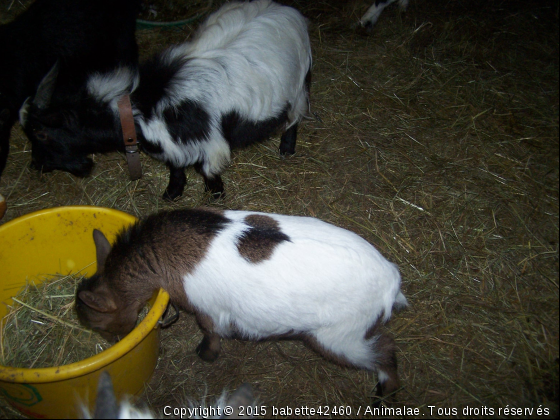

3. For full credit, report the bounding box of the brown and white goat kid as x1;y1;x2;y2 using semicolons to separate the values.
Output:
75;209;408;398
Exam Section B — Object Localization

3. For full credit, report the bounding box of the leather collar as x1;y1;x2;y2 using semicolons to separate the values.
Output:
117;94;142;180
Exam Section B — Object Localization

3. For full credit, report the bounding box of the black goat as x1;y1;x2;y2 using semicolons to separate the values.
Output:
0;0;140;180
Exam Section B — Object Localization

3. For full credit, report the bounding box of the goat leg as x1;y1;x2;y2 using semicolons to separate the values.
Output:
163;164;186;201
279;122;298;156
194;162;225;199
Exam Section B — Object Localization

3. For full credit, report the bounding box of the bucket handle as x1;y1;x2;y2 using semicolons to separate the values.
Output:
158;302;180;328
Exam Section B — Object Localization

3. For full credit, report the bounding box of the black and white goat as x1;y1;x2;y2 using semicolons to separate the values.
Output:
0;0;140;180
21;0;312;201
358;0;409;31
75;208;408;400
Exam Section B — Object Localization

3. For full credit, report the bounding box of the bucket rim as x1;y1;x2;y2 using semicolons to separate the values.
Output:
0;206;170;383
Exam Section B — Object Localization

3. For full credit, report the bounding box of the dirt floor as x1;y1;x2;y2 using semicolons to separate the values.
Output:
0;0;558;418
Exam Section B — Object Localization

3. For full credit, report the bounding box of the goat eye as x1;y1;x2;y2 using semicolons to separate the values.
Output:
36;132;48;141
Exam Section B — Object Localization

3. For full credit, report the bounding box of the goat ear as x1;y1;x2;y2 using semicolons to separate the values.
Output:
93;229;112;272
33;61;59;109
227;384;255;415
18;98;30;127
94;371;119;419
78;289;117;313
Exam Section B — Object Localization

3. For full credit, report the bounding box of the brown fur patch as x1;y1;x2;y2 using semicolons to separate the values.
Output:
374;334;400;396
195;312;222;362
365;315;400;398
104;209;230;310
244;214;281;230
77;209;231;340
237;214;290;263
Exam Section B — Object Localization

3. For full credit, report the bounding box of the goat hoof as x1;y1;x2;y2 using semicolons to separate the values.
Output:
279;148;295;157
204;183;225;200
372;392;386;409
209;190;225;200
204;177;224;199
196;343;220;363
355;22;374;36
162;190;182;202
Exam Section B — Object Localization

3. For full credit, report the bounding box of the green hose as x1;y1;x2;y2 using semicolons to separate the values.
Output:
136;0;213;29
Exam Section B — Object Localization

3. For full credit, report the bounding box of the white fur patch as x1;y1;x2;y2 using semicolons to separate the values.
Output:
116;402;154;420
187;0;312;121
377;370;390;384
87;67;139;112
182;210;404;369
137;115;231;175
360;0;409;27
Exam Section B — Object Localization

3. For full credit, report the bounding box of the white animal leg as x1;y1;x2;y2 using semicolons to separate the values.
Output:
308;326;400;398
359;0;409;30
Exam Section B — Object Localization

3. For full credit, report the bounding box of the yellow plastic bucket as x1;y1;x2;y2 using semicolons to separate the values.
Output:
0;206;169;418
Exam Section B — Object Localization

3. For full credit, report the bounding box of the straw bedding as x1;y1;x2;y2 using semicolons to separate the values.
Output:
0;0;558;418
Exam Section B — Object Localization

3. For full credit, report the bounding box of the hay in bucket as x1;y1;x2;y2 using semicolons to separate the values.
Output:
1;273;108;369
1;273;148;369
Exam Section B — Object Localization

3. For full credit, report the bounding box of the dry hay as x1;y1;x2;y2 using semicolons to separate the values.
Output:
0;0;32;24
0;0;558;418
0;274;109;369
0;273;149;371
